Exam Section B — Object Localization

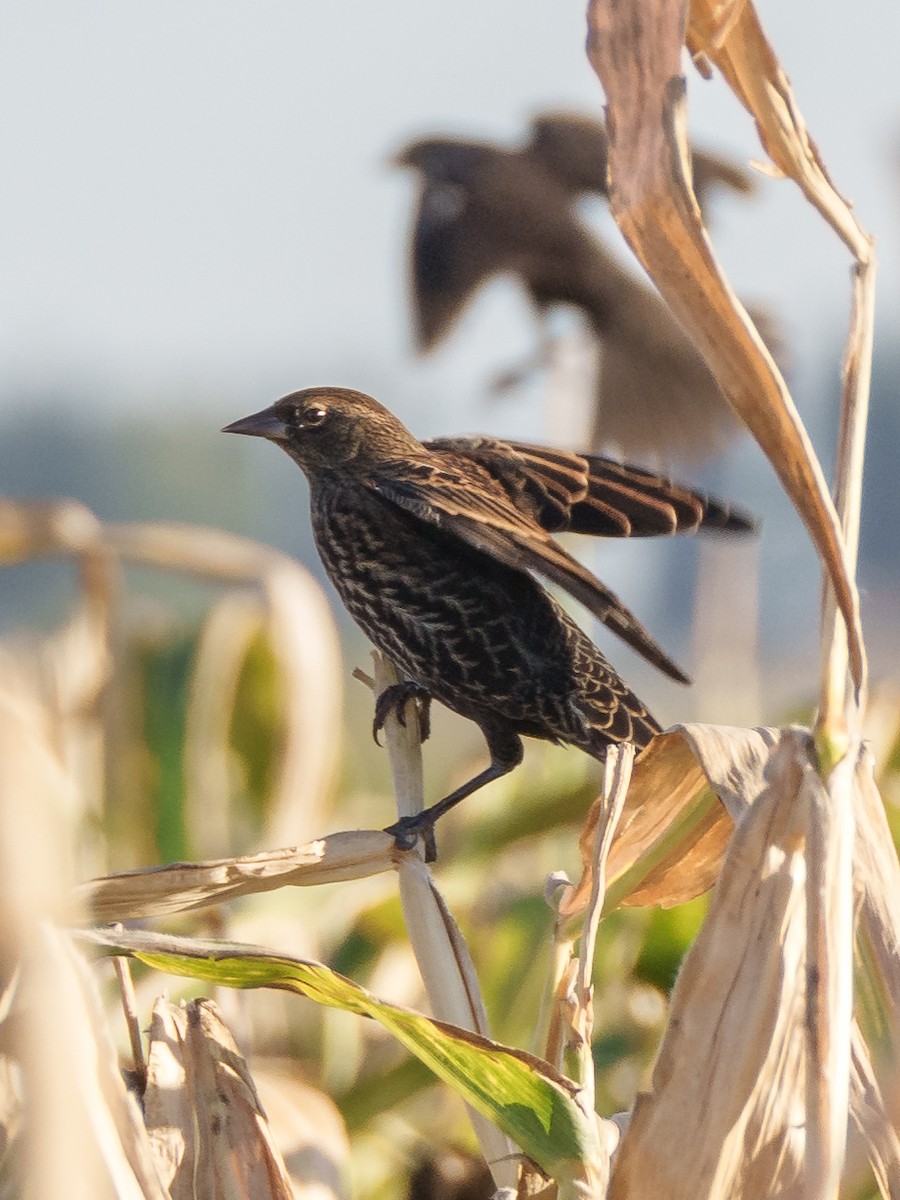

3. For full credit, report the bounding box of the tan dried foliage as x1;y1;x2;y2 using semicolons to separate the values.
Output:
574;6;887;1190
80;832;395;923
143;998;297;1199
564;725;777;915
604;731;897;1200
585;0;873;698
609;731;813;1198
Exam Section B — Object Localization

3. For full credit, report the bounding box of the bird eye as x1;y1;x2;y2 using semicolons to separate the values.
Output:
297;404;328;428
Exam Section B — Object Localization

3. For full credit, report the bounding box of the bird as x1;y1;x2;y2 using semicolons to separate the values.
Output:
224;387;754;856
525;111;755;208
394;117;777;465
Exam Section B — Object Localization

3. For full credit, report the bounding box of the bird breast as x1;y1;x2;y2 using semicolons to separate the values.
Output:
309;479;589;726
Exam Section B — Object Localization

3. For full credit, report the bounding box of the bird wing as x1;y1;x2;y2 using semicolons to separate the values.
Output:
526;112;754;207
370;452;691;684
526;112;611;197
427;436;754;537
411;182;505;351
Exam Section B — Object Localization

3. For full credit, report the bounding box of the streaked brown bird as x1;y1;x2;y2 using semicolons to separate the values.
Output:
224;387;753;855
394;115;775;465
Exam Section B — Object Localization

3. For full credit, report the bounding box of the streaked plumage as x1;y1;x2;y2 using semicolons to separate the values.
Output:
224;387;754;852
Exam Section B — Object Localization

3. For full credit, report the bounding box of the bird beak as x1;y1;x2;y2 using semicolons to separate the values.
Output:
221;406;288;441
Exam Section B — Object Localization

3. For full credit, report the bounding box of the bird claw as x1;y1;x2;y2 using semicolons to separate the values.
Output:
384;813;438;863
372;682;432;746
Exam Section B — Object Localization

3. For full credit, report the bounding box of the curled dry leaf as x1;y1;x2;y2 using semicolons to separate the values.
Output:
607;730;833;1198
688;0;874;740
144;997;295;1199
0;501;116;824
585;0;866;690
0;496;102;562
79;831;396;923
562;725;777;916
184;592;268;858
0;498;344;852
0;662;169;1193
537;748;632;1200
686;0;871;261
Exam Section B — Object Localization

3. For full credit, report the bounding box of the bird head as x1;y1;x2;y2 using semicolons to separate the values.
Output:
223;387;421;475
392;137;496;186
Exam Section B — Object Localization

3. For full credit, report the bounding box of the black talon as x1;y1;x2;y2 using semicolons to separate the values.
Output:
383;726;523;864
385;813;439;862
372;682;432;746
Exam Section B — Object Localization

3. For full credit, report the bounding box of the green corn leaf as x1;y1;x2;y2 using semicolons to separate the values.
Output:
80;927;603;1189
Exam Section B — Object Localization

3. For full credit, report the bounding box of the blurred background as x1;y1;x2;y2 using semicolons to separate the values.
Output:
2;4;899;1195
2;0;899;704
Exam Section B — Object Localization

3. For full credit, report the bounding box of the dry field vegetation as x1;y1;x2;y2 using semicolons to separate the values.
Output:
1;2;898;1198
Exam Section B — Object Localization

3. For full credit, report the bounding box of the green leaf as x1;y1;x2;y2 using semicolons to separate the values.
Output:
633;896;709;992
80;928;601;1185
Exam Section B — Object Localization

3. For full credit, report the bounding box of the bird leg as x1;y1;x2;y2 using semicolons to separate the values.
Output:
385;727;523;862
373;682;432;745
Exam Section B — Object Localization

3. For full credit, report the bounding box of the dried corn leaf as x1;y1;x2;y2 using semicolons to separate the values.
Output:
0;499;343;848
0;497;102;561
608;730;854;1199
849;1028;900;1200
184;593;269;858
563;725;776;915
543;747;634;1164
686;0;871;260
79;831;395;922
852;746;900;1132
805;741;855;1197
585;0;865;689
143;997;294;1199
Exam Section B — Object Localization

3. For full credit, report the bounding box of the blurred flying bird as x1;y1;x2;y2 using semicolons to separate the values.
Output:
224;387;754;854
394;114;775;465
525;111;755;207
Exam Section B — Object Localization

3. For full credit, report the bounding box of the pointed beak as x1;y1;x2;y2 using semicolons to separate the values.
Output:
221;406;288;441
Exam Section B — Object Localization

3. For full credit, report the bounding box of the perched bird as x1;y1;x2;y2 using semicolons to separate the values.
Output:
224;387;753;855
395;117;776;465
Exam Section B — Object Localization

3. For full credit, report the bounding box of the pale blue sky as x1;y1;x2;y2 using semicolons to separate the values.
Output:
1;0;897;432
